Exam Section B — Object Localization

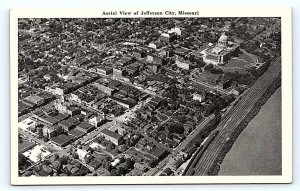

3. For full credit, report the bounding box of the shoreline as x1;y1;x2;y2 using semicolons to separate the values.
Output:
208;74;281;175
219;87;281;175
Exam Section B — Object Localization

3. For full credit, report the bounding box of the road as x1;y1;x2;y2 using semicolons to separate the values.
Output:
143;114;215;176
185;56;281;175
19;129;59;152
81;95;152;146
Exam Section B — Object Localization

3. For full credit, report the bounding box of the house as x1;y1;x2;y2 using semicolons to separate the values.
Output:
173;133;185;143
173;157;185;169
147;55;163;65
169;27;181;36
100;129;123;146
217;75;232;89
160;167;173;176
148;42;157;49
192;92;206;102
43;74;52;81
160;32;176;43
116;56;133;66
51;160;62;173
146;97;163;111
160;48;174;58
89;142;106;150
88;158;102;170
181;145;197;158
132;51;146;58
76;149;91;162
88;114;106;127
109;123;128;136
174;47;190;57
175;56;191;70
96;67;112;76
113;67;125;78
126;64;140;77
43;125;64;138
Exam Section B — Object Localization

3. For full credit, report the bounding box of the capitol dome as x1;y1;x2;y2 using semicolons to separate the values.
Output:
218;34;228;42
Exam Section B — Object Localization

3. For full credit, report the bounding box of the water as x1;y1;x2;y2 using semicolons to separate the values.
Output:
219;87;282;175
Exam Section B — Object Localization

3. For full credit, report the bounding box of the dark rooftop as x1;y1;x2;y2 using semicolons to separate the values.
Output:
77;122;94;131
51;134;74;146
68;128;86;139
149;146;168;159
18;140;36;153
100;129;122;140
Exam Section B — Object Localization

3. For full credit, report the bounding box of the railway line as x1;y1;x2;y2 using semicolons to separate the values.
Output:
185;56;281;175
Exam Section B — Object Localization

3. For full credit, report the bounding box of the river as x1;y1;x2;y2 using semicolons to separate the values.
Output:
219;87;282;175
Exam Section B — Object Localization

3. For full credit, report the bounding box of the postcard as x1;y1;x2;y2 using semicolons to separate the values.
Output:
10;7;292;185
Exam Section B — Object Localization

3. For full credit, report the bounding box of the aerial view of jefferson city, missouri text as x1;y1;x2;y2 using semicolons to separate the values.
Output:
12;11;292;183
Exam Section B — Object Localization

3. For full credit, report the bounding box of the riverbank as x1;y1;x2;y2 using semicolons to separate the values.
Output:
218;87;281;175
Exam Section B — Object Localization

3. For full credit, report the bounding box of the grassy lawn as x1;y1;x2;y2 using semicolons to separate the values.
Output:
194;71;221;86
238;53;254;63
226;58;251;68
222;67;248;74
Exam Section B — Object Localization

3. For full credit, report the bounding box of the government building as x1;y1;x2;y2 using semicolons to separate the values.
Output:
202;34;239;65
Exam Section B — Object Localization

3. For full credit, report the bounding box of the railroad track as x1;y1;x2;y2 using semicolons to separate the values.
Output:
185;57;281;175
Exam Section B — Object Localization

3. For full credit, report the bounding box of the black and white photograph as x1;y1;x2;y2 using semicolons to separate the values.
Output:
10;7;292;185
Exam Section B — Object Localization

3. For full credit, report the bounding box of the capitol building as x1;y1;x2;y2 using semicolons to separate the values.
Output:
202;34;239;65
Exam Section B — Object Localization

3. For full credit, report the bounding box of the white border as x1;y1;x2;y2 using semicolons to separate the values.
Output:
10;7;292;185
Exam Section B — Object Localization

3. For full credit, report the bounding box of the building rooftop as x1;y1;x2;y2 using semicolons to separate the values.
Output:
149;146;168;159
100;129;122;140
77;122;95;131
68;128;86;138
18;140;36;153
58;117;79;128
51;134;74;146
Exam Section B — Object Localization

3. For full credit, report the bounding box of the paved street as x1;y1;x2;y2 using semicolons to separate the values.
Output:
143;114;214;176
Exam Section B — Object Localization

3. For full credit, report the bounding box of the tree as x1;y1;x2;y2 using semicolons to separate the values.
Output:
43;136;49;142
18;154;29;170
53;153;59;160
124;158;134;170
110;168;117;176
18;135;23;144
58;156;69;165
177;115;187;124
149;159;158;168
167;123;184;134
116;166;125;176
204;64;214;71
72;152;79;159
